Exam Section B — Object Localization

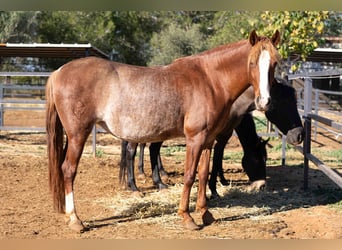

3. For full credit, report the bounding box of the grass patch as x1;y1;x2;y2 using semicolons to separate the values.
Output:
223;151;244;163
326;149;342;162
95;148;105;158
161;145;185;156
253;116;268;133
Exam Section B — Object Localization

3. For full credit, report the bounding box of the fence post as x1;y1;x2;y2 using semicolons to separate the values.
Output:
303;115;312;190
0;84;3;129
281;134;286;166
303;78;312;116
92;125;97;158
314;89;319;140
303;77;312;190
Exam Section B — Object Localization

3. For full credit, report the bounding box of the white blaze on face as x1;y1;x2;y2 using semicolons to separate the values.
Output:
65;192;75;214
258;50;271;108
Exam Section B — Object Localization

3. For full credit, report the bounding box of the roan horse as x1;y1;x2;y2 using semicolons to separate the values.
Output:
119;78;304;197
46;30;281;231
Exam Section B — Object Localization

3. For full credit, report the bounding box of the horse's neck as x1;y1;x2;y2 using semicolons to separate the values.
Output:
235;114;259;151
202;41;252;102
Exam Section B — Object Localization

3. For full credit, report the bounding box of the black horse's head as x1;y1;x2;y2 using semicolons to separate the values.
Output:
242;137;269;191
265;78;304;145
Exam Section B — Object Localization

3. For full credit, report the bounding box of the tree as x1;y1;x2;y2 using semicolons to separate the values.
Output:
147;11;215;66
0;11;40;71
207;11;261;48
109;11;163;65
323;11;342;37
148;22;207;66
255;11;330;72
0;11;38;43
37;11;114;53
35;11;115;70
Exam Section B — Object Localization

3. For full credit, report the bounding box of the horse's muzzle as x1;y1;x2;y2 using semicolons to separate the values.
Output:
255;95;271;111
286;127;304;145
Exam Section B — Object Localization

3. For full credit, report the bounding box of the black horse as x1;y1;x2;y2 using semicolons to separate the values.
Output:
119;78;304;196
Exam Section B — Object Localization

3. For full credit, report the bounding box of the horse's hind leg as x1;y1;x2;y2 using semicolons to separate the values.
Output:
62;132;90;232
137;143;147;180
155;142;169;182
149;142;167;190
126;142;140;192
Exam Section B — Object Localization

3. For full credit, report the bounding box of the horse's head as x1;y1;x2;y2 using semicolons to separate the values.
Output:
242;137;269;191
248;30;281;111
265;78;304;145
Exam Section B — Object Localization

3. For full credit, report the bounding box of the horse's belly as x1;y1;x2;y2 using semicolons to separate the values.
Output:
101;108;184;143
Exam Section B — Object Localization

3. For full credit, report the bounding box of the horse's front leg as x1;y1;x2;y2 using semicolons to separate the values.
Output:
197;148;216;225
178;133;208;230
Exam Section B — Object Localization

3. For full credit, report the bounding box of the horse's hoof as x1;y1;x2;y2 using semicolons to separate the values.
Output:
132;191;144;198
220;179;229;186
137;173;146;181
209;192;220;200
157;183;168;190
202;210;215;225
183;219;201;230
160;170;169;182
247;180;266;192
161;175;169;183
68;220;86;233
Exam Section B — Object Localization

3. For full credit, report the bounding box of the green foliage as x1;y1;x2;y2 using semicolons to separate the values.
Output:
254;11;330;72
324;11;342;37
223;151;243;163
37;11;114;53
0;11;38;43
95;149;105;158
148;23;207;66
253;116;267;133
326;149;342;162
161;144;185;157
110;11;163;65
207;11;261;48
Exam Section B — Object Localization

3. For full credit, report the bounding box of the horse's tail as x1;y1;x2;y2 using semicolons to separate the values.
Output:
119;140;128;186
46;71;66;213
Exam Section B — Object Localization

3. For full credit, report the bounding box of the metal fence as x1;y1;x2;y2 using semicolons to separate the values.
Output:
290;76;342;190
0;72;49;131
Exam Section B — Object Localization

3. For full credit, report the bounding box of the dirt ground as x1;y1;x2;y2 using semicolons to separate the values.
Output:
1;119;342;239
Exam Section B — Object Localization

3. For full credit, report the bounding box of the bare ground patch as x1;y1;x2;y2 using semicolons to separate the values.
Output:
0;130;342;239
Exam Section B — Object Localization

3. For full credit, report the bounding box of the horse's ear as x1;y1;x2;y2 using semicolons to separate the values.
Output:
271;30;280;46
262;137;270;145
249;30;258;46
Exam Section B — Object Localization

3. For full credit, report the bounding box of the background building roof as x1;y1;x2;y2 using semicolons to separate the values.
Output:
0;43;109;59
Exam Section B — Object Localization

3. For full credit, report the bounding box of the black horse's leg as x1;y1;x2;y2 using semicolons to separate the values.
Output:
137;143;147;179
149;142;168;190
155;142;169;181
126;142;140;192
209;134;230;198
